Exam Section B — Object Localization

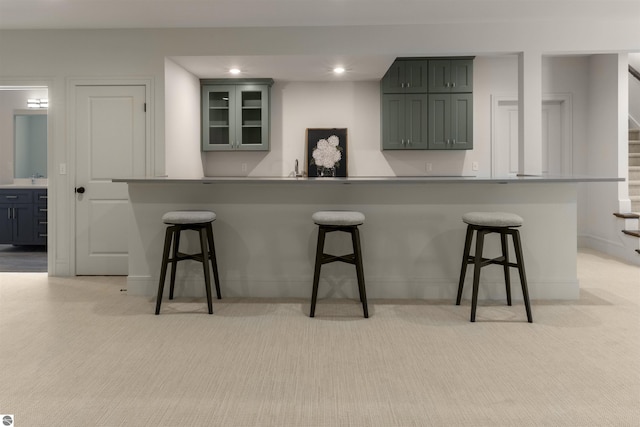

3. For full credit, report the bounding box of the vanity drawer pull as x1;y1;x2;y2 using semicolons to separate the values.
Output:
39;233;47;238
39;208;48;213
5;195;17;199
39;221;48;225
39;195;48;200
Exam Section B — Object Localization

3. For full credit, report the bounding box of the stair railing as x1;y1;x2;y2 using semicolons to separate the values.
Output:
630;65;640;82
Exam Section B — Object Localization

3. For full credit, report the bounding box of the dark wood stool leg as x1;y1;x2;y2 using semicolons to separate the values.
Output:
456;225;474;305
199;226;213;314
470;229;485;322
169;227;182;300
155;226;174;315
205;222;222;300
351;227;369;318
500;231;512;306
511;230;533;323
310;226;326;317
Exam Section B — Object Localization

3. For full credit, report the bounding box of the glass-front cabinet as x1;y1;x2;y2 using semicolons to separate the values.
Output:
201;79;274;151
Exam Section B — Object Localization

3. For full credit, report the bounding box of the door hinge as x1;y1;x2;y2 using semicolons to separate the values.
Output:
143;103;147;112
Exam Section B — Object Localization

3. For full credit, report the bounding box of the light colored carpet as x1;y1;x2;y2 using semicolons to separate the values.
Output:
0;249;638;426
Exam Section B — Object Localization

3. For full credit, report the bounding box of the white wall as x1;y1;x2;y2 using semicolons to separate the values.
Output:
579;54;633;261
630;53;640;129
164;58;203;179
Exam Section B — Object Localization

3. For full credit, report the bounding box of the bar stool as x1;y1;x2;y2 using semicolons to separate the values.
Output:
155;210;222;315
310;211;369;318
456;212;533;323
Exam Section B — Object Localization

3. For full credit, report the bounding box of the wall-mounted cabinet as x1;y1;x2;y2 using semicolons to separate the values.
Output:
427;59;473;93
381;94;428;149
381;57;473;150
381;60;429;94
201;79;274;151
428;93;473;150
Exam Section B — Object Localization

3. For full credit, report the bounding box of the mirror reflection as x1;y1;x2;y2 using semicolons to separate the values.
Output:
14;111;47;179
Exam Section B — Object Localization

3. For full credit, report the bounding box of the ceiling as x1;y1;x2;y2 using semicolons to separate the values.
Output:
1;1;637;82
170;55;398;81
1;0;635;30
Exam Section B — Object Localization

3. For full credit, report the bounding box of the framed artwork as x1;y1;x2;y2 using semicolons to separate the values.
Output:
306;128;348;177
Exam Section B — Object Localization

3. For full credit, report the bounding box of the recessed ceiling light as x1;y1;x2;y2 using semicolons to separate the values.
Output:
333;67;346;74
229;68;241;75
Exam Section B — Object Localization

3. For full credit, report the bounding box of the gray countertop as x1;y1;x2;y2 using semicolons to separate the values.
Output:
0;184;48;189
113;175;624;184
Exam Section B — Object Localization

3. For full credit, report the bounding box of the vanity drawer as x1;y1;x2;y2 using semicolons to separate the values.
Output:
0;190;32;203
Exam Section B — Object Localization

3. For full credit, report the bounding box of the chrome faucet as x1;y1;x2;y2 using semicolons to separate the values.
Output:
294;159;301;177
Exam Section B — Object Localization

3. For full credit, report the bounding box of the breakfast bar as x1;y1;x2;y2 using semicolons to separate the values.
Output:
117;175;621;301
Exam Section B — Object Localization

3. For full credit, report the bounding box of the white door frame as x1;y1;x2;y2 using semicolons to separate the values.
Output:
491;93;573;177
67;77;153;275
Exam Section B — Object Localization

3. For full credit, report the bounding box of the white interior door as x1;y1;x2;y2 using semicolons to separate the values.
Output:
75;85;146;275
493;98;568;176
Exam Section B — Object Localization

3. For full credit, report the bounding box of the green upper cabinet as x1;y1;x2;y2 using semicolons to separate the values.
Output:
428;59;473;93
381;57;473;150
381;60;429;94
202;79;274;151
428;93;473;150
381;93;428;149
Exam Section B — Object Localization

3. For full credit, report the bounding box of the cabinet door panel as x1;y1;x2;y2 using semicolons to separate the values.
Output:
237;85;269;151
381;94;406;149
428;95;450;149
381;62;405;93
451;60;473;92
406;94;428;149
404;61;429;93
0;204;12;244
451;94;473;149
13;204;34;244
202;85;236;150
428;60;450;93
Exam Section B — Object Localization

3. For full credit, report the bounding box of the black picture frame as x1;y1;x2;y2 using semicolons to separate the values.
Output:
306;128;348;177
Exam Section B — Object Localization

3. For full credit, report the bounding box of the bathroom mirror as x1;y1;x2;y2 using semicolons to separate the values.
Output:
14;110;47;179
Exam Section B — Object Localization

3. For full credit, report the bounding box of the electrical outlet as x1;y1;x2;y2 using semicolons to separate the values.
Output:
426;163;432;172
472;161;479;171
59;163;67;175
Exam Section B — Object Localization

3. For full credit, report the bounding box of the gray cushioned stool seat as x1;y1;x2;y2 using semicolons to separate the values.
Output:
462;212;523;228
163;210;216;225
312;211;365;226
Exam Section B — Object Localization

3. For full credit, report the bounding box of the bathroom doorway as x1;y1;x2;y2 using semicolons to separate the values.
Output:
0;86;48;272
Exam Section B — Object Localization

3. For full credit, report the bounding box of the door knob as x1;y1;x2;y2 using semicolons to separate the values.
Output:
75;186;85;194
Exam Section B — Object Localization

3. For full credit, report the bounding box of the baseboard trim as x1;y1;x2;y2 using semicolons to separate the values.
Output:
127;276;579;300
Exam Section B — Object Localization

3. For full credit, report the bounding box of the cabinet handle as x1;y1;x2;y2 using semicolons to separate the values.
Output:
452;82;456;88
5;195;17;199
39;233;47;238
401;83;405;88
39;208;47;213
406;83;410;88
39;221;48;225
39;195;48;200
